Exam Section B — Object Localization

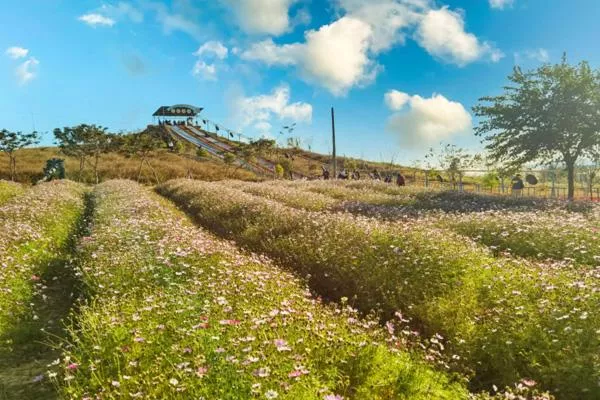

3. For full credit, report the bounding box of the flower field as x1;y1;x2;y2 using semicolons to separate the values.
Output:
57;180;467;399
4;178;598;399
158;179;600;399
0;180;86;399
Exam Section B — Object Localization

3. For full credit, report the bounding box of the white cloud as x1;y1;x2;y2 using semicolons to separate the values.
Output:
241;1;502;94
194;41;228;60
514;48;549;64
385;90;472;148
337;0;425;53
489;0;514;10
242;17;379;96
234;84;312;134
415;7;503;66
385;90;411;110
223;0;300;36
16;57;40;85
78;13;116;27
192;61;217;81
5;47;29;59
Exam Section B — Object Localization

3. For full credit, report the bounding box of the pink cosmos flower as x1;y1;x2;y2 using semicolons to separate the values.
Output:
66;363;78;371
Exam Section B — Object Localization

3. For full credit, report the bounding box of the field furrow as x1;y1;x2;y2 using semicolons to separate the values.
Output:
57;180;467;399
158;178;600;399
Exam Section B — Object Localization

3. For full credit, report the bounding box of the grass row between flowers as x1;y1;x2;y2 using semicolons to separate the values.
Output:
57;180;468;400
0;180;24;205
0;180;86;399
158;179;600;399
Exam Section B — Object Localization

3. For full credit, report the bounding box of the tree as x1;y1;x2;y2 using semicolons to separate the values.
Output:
438;144;480;190
122;129;165;183
474;56;600;200
0;130;39;181
54;124;113;183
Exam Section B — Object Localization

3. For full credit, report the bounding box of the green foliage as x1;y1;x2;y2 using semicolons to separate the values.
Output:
42;158;66;181
196;147;209;158
474;56;600;199
222;152;236;165
0;130;40;181
275;164;284;178
53;124;115;183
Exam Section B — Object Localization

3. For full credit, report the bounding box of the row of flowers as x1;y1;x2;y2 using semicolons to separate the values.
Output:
56;180;467;399
233;180;600;267
158;179;596;399
0;180;85;348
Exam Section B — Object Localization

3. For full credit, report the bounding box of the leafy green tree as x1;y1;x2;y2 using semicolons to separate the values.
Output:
54;124;113;183
474;56;600;199
0;130;39;181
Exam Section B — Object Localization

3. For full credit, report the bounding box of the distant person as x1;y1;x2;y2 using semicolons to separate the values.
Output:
322;166;330;180
384;174;392;183
396;173;406;186
352;170;360;180
512;174;524;197
372;169;381;181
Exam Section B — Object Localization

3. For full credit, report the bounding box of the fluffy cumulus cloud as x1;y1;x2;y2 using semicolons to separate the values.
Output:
242;17;379;96
15;57;40;85
223;0;300;36
489;0;514;10
78;13;116;27
384;90;411;110
385;90;472;148
241;0;502;94
234;84;312;135
415;7;503;66
194;41;229;60
5;46;29;59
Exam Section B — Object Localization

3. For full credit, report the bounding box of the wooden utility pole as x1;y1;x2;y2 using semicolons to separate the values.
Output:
331;107;337;178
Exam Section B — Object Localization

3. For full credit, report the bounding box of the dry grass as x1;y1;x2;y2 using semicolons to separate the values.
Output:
0;147;258;184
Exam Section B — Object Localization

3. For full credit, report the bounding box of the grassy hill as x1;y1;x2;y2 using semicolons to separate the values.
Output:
0;147;257;184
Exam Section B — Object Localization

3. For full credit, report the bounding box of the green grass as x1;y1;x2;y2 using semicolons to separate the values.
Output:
56;180;468;400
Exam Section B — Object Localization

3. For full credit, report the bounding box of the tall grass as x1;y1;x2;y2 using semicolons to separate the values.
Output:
158;179;600;399
0;147;257;184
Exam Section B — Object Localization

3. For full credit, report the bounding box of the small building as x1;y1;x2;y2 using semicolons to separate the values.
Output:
152;104;203;125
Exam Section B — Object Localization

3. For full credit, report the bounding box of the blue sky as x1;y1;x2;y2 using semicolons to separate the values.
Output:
1;0;599;164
